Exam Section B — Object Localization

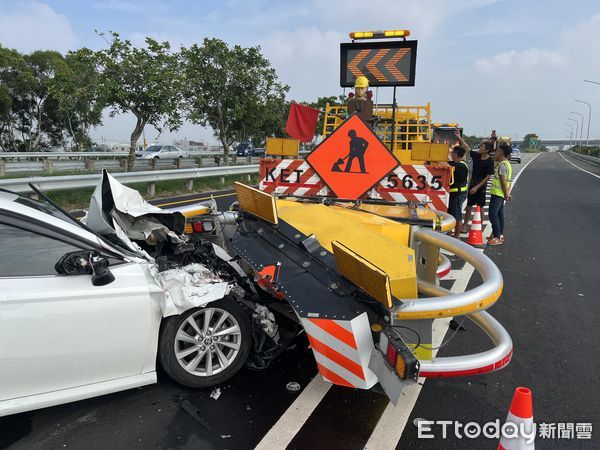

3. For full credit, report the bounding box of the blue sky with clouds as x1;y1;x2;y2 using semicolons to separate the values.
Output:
1;0;599;145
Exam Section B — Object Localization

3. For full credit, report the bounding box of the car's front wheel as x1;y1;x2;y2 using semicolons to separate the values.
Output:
158;297;251;388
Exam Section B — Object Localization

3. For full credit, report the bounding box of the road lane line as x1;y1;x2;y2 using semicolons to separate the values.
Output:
254;376;331;450
559;152;600;180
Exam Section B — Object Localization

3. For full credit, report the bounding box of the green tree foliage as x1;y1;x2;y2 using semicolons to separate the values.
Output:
182;38;289;161
95;32;183;170
521;133;540;151
0;46;68;151
49;48;105;151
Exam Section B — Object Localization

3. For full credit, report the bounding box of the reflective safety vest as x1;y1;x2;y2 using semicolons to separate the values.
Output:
490;160;512;198
449;160;469;193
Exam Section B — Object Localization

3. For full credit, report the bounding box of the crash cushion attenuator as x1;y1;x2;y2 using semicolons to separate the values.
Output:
276;199;418;300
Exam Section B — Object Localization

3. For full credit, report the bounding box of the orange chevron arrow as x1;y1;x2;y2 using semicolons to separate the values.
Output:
348;49;370;78
385;48;409;81
365;49;389;82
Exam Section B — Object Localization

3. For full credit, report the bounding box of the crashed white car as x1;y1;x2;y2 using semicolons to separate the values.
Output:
0;173;261;417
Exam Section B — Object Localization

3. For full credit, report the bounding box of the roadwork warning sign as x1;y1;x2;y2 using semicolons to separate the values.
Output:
306;114;399;199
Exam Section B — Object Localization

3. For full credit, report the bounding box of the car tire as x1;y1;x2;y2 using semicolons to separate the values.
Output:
158;297;251;388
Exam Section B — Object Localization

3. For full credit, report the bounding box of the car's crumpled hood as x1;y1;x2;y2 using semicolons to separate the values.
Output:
85;170;235;317
85;170;185;259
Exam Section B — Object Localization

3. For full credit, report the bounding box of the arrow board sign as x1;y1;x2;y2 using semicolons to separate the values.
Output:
340;40;417;88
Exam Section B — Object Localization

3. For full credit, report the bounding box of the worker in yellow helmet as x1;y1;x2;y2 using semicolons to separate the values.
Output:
347;76;373;125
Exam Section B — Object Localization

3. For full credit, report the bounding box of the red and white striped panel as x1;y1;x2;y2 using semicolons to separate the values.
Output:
370;165;450;211
301;312;377;390
259;159;330;197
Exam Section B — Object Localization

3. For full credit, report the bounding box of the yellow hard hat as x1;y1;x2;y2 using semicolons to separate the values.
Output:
354;76;369;88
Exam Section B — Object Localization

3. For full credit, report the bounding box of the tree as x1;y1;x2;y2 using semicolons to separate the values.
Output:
0;46;67;151
522;133;540;151
49;48;105;151
96;32;183;170
181;39;289;162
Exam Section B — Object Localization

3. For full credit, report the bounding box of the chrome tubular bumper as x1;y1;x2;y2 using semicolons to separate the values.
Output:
393;226;512;377
419;311;513;377
395;227;504;320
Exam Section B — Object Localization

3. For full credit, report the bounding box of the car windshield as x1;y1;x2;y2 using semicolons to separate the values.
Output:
15;196;74;224
145;146;162;152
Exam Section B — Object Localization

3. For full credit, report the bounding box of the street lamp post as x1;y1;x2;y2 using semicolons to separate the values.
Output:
584;79;600;86
575;100;592;152
567;117;579;150
570;111;584;148
564;123;574;148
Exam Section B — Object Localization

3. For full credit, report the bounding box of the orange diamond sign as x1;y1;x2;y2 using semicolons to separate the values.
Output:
306;114;399;199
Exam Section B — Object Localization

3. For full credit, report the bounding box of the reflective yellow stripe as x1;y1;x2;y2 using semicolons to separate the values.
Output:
396;282;503;320
449;160;469;192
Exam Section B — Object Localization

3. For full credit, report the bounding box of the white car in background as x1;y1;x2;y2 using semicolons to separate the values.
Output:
135;144;187;160
0;175;252;417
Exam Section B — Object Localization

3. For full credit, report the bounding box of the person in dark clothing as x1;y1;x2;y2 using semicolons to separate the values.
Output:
447;146;469;238
463;140;494;231
344;129;369;173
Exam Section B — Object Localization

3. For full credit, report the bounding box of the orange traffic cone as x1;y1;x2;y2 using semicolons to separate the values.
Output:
467;205;484;246
498;387;535;450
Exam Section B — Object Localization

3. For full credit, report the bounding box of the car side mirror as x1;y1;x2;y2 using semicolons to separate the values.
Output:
91;257;115;286
55;251;115;286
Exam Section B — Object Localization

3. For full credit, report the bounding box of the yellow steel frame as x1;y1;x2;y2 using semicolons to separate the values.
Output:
322;102;432;163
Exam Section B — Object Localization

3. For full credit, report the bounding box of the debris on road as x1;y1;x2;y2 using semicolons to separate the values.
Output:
449;319;466;331
210;388;221;400
286;382;301;392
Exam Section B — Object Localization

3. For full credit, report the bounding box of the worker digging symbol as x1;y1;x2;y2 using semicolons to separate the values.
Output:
331;129;369;173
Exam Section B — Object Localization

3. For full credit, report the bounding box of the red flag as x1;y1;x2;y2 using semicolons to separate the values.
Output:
285;102;320;143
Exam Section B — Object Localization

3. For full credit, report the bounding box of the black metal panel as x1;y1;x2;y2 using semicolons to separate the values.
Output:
340;40;418;87
231;214;369;320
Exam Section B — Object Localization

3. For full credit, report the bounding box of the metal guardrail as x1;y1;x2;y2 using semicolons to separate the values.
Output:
0;151;228;159
566;150;600;167
0;165;259;194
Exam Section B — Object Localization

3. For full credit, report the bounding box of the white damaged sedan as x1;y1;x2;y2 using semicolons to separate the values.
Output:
0;173;255;417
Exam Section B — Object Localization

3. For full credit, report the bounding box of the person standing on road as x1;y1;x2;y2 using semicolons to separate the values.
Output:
447;146;469;238
488;143;513;246
458;137;494;232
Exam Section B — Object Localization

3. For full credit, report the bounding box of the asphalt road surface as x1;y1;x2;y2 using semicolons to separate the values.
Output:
1;152;598;449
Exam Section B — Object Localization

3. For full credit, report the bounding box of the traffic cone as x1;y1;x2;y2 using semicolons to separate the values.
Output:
467;205;484;246
498;387;534;450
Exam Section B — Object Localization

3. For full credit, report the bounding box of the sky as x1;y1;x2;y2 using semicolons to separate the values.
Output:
1;0;600;145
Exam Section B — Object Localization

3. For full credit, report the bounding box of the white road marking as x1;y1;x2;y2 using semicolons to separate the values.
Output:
254;376;332;450
559;152;600;180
